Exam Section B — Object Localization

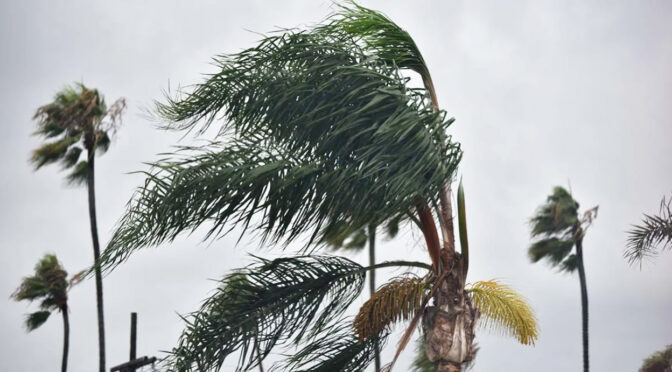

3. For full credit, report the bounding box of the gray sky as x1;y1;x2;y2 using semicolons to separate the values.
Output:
1;1;671;371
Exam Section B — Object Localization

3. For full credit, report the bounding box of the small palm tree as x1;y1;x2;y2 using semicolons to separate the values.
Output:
12;254;80;372
31;83;125;372
97;4;538;371
528;186;597;372
626;194;672;265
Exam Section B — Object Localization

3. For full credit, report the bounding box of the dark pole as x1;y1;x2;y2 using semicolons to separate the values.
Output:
130;313;137;362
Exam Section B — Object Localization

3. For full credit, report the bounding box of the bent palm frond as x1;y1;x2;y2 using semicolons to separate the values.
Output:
353;276;428;341
274;322;387;372
626;195;672;265
100;4;461;273
167;255;366;372
468;280;538;345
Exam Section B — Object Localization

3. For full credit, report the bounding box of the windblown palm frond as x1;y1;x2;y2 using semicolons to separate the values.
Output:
100;6;461;272
166;256;429;372
468;280;538;345
626;195;672;265
354;276;428;342
273;323;388;372
411;338;434;372
167;255;365;372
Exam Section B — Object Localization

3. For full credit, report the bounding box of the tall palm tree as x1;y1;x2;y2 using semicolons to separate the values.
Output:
528;186;598;372
97;4;537;371
12;254;80;372
31;84;126;372
626;194;672;265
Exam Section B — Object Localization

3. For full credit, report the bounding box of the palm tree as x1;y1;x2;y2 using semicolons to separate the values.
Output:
626;194;672;265
12;254;80;372
528;186;598;372
97;4;537;371
31;84;126;372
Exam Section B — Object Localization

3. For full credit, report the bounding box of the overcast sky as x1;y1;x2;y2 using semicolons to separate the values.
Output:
1;1;671;371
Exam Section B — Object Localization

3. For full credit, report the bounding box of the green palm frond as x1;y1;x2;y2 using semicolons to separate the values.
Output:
626;195;672;265
528;238;574;267
275;322;387;372
353;276;428;341
101;5;461;272
468;280;538;345
167;255;367;372
25;311;51;331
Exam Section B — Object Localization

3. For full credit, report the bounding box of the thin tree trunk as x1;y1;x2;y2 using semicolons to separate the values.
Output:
61;305;69;372
87;151;106;372
575;238;589;372
368;224;381;372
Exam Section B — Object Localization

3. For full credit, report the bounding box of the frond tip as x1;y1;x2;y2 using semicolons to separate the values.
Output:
625;195;672;266
468;280;538;345
354;276;428;341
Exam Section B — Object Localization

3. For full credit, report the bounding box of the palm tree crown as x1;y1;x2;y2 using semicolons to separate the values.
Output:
13;254;69;330
31;83;125;184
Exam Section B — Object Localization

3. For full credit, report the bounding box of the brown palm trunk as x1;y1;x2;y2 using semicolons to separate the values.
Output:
575;238;589;372
61;305;69;372
86;150;106;372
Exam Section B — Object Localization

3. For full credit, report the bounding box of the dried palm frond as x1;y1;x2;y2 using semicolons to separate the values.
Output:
468;280;538;345
354;276;428;342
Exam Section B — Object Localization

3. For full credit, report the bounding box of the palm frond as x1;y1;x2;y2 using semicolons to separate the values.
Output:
101;12;460;272
353;276;427;341
528;237;574;266
468;280;538;345
166;255;367;372
66;161;89;186
274;322;387;372
626;195;672;265
25;310;51;331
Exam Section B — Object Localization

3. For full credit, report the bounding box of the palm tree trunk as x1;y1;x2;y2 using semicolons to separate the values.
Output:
87;151;106;372
61;305;69;372
368;224;381;372
575;238;589;372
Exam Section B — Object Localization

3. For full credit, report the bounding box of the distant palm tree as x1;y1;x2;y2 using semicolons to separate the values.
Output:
31;84;125;372
12;254;80;372
626;194;672;265
528;186;597;372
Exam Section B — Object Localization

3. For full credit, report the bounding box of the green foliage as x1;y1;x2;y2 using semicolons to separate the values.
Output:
12;254;69;332
30;83;125;184
468;280;538;345
639;344;672;372
26;311;51;331
528;186;580;273
626;195;672;265
277;323;388;372
167;256;367;371
101;2;461;273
